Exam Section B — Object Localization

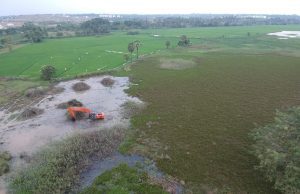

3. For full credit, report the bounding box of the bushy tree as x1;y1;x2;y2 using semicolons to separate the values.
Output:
250;107;300;194
178;35;190;47
56;32;64;37
80;18;110;35
1;36;12;52
123;54;130;62
41;65;56;80
23;23;47;43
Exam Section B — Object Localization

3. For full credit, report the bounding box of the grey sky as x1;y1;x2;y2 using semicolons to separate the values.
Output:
1;0;300;16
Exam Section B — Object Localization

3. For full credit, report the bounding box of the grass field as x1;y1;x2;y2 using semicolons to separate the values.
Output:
120;50;300;193
1;25;300;79
0;33;177;79
114;25;300;193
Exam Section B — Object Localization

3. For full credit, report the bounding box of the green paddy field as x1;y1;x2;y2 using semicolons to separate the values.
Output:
1;25;300;79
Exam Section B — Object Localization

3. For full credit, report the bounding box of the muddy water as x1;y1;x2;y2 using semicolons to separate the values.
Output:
0;76;141;155
80;152;145;188
79;152;183;194
268;31;300;38
0;76;142;192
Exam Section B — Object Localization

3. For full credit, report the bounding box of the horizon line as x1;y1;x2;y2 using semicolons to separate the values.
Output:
1;12;300;17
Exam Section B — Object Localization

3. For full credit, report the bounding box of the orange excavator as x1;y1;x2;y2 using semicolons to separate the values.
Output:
67;107;105;121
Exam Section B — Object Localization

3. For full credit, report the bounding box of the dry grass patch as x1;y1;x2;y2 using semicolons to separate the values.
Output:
159;58;196;70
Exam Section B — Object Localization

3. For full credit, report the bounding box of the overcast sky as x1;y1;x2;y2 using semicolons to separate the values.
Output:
1;0;300;16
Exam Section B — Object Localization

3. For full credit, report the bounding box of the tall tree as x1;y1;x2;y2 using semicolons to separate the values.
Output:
178;35;190;47
134;40;141;59
165;40;171;49
127;42;135;62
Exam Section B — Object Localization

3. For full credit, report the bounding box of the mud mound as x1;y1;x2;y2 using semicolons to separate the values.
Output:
25;87;47;98
72;82;90;92
20;107;44;119
57;99;83;109
101;77;115;87
160;59;196;70
49;86;65;94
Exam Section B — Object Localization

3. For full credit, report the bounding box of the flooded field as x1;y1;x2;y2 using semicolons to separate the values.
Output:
80;152;183;194
0;76;142;156
268;31;300;38
0;76;143;192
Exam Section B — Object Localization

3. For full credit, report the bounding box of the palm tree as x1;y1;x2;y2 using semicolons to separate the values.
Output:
134;40;141;59
128;42;135;62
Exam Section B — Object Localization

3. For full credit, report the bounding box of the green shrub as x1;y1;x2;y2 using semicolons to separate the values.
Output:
250;107;300;194
80;164;167;194
40;65;56;80
11;129;124;193
0;151;12;176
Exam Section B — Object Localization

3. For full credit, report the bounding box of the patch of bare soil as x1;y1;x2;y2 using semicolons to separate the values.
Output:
56;99;83;109
160;58;196;70
20;107;44;120
101;77;115;87
72;82;91;91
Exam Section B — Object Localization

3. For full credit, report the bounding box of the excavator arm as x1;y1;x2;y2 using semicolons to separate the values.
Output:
67;107;104;121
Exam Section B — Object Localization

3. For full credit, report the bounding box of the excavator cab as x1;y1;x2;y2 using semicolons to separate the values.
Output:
88;112;105;120
67;107;105;121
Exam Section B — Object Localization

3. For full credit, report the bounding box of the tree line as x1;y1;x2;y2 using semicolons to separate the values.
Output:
1;14;300;45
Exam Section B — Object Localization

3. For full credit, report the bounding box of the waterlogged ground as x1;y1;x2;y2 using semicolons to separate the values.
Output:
80;152;183;194
80;152;145;188
0;76;142;192
268;31;300;39
123;51;300;193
